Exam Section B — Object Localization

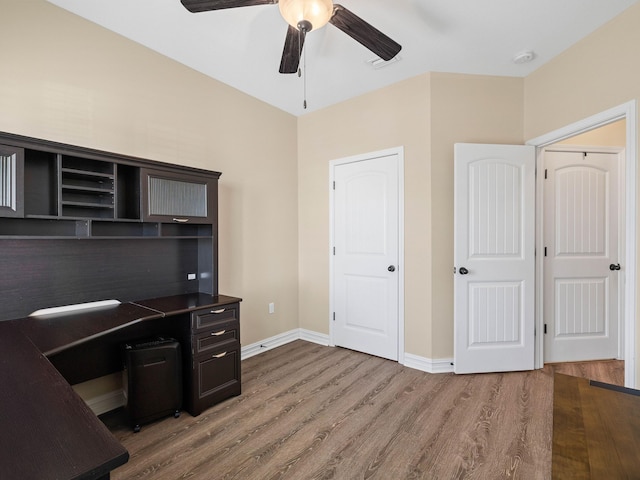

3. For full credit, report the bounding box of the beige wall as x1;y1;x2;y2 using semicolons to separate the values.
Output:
557;119;626;147
524;2;640;384
524;4;640;140
298;73;524;359
429;73;524;358
297;74;432;355
0;0;300;348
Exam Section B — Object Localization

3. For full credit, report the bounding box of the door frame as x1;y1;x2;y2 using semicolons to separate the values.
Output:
328;146;405;364
527;100;637;388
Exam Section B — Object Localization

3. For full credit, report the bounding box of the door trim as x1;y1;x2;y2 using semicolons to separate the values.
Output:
527;100;637;388
329;146;405;364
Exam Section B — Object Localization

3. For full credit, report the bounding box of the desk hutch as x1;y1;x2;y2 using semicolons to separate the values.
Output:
0;131;241;478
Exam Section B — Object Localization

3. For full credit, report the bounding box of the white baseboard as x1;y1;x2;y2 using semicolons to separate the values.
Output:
241;329;452;375
299;328;330;346
241;329;301;360
82;330;450;416
403;353;454;374
241;328;330;360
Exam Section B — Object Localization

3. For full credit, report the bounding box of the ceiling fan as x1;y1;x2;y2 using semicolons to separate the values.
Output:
180;0;402;74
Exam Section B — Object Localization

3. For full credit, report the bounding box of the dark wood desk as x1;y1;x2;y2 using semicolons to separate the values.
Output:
16;294;240;355
552;373;640;479
15;293;241;385
0;321;128;479
1;293;241;479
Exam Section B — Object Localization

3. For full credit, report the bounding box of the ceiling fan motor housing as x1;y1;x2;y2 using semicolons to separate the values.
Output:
297;19;312;32
279;0;334;31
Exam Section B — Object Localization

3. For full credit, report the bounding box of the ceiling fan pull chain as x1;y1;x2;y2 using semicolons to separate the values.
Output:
303;37;307;110
298;26;302;78
295;25;306;110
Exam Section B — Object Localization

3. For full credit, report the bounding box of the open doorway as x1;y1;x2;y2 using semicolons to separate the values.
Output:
527;101;637;389
542;121;625;373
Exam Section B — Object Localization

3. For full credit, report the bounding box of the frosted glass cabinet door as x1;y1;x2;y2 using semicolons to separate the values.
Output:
0;144;24;218
141;168;218;224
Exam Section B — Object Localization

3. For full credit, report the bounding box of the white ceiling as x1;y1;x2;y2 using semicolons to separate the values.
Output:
47;0;638;116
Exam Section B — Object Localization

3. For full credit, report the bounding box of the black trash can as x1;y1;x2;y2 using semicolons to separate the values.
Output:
122;337;183;432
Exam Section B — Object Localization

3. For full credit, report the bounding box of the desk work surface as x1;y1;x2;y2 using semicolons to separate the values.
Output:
15;293;242;357
0;321;128;479
133;292;242;315
552;373;640;479
15;302;161;356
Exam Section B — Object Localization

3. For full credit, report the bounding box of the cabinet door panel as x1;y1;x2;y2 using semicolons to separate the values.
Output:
189;345;241;415
198;349;239;395
141;168;217;223
0;144;24;218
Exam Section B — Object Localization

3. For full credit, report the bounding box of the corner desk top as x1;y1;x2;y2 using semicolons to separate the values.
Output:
1;292;241;479
0;321;128;479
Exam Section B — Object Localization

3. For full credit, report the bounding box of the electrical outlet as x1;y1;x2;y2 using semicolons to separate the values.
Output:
268;302;275;314
187;273;196;280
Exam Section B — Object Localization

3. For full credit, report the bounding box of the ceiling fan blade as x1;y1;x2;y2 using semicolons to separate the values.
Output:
329;4;401;61
180;0;276;14
279;25;305;74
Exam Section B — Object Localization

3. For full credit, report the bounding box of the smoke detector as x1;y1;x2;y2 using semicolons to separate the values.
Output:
512;51;536;64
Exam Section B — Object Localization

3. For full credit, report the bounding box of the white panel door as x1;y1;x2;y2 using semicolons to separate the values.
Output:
544;150;620;362
454;143;535;374
332;153;399;361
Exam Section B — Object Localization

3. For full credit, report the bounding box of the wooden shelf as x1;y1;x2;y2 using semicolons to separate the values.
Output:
0;218;88;237
0;218;213;239
61;167;114;179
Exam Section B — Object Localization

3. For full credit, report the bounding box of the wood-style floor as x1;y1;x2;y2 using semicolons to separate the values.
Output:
103;340;624;480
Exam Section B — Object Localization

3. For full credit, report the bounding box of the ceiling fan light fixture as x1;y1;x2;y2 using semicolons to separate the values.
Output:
278;0;334;31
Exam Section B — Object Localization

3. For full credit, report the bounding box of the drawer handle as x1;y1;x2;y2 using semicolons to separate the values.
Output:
211;330;226;336
211;308;226;314
213;352;227;358
172;218;189;223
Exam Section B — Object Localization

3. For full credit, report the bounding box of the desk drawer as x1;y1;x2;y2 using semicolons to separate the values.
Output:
191;303;239;332
194;323;238;354
189;342;241;415
185;301;241;416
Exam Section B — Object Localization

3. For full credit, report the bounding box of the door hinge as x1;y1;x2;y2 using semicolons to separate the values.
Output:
544;324;547;334
544;247;547;257
544;169;548;179
333;246;335;255
333;181;335;190
332;312;336;321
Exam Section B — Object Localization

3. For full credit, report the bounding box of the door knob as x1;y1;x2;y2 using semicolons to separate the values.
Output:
609;263;621;271
459;267;469;275
388;265;396;272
